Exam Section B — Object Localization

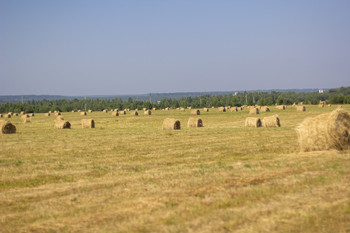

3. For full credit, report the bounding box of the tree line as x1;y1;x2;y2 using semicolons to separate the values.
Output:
1;87;350;113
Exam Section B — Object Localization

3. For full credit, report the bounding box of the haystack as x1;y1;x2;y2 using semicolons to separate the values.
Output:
55;112;61;116
260;106;270;112
276;105;286;110
203;108;209;112
296;106;306;112
245;117;262;127
131;111;138;116
191;109;200;115
111;111;119;116
187;106;192;110
153;108;157;111
21;115;31;123
180;108;185;112
30;113;35;117
14;113;18;116
143;108;147;111
0;120;16;134
88;110;93;113
119;110;126;115
297;109;350;152
144;110;151;115
20;111;25;115
249;108;259;114
165;107;170;111
8;112;13;116
82;119;95;128
218;107;226;112
230;107;238;112
163;118;180;130
71;110;75;112
262;115;280;127
80;112;87;116
6;114;11;118
103;109;108;113
319;103;324;108
54;117;71;129
45;113;51;116
187;118;203;127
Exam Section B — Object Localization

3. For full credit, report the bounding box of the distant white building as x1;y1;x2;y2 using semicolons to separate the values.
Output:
318;89;324;94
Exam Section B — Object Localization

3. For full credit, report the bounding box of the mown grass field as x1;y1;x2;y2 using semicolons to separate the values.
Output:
1;105;349;233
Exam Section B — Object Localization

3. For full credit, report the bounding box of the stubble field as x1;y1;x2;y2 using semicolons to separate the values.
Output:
1;105;349;232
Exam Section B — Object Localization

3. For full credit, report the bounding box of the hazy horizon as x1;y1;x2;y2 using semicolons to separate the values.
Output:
1;1;350;96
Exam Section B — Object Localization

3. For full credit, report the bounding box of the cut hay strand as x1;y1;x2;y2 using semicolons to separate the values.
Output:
297;109;350;152
191;109;200;115
162;118;181;130
262;115;280;127
245;117;262;128
82;119;95;128
0;120;16;134
249;108;259;114
187;118;203;127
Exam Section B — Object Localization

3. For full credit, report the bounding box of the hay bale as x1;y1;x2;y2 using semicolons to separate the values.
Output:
191;109;200;115
328;104;332;107
103;109;108;113
111;111;119;116
14;113;18;116
71;110;75;112
78;110;81;112
245;117;262;127
0;120;16;134
143;108;147;111
20;111;25;115
249;108;259;114
82;119;95;128
21;115;31;123
262;115;280;127
187;106;192;110
119;110;126;115
6;114;11;118
319;103;324;108
180;108;185;112
8;112;13;116
54;117;71;129
0;114;3;118
153;108;157;111
131;111;138;116
230;107;238;112
276;105;286;110
297;109;350;152
218;107;226;112
203;108;209;112
45;113;51;116
55;112;61;116
187;118;203;127
144;110;151;115
80;112;87;116
163;118;181;130
88;110;93;113
165;107;170;111
296;106;306;112
260;106;270;112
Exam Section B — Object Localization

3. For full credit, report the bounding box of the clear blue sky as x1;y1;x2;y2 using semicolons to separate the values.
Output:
1;0;349;95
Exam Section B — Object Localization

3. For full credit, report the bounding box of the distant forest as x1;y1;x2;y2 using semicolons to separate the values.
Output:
1;87;350;113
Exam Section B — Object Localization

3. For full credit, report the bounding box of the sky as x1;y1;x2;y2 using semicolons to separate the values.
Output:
1;0;350;96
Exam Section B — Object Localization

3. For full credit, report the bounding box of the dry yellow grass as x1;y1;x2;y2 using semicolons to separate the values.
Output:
0;105;349;232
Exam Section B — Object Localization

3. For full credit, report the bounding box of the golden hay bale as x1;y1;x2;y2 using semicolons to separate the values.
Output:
103;109;108;113
260;106;270;112
131;111;138;116
78;110;81;112
276;105;286;110
55;112;61;116
187;106;192;110
14;113;18;116
111;111;119;116
0;114;3;118
249;108;259;114
6;114;11;118
20;111;25;115
191;109;200;115
49;111;52;113
143;108;147;111
338;105;342;108
230;107;238;112
297;109;350;152
203;108;209;112
319;103;324;108
80;112;87;116
165;107;170;111
180;107;185;112
21;115;31;123
187;118;203;127
8;112;13;116
88;110;93;113
82;119;95;128
328;104;332;107
144;110;151;115
119;110;126;115
0;120;16;134
218;107;226;112
153;108;157;111
162;118;181;130
296;106;306;112
245;117;262;127
54;118;71;129
71;110;75;112
45;113;51;116
30;113;35;117
262;115;280;127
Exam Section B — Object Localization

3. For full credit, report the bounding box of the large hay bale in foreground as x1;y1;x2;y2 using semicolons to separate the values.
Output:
187;118;203;127
296;106;306;112
191;109;200;115
144;110;151;115
0;120;16;134
262;115;280;127
245;117;262;127
54;118;71;129
163;118;181;130
82;119;95;128
21;115;31;123
297;109;350;152
249;108;259;114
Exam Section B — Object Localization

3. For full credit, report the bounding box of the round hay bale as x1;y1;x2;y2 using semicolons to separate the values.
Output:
6;114;11;118
144;110;151;115
262;115;280;127
162;118;181;130
54;118;71;129
328;104;332;107
80;112;87;116
20;111;25;115
297;109;350;152
45;113;51;116
187;106;192;110
0;120;16;134
55;112;61;116
88;110;93;113
319;103;324;108
245;117;262;127
230;107;238;112
249;108;259;114
103;109;108;113
260;106;270;112
119;110;126;115
8;112;13;116
203;108;209;112
191;109;200;115
187;118;203;127
296;106;306;112
153;108;157;111
111;111;119;116
21;115;31;123
14;113;18;116
165;107;170;111
30;113;34;117
131;111;138;116
218;107;226;112
82;119;95;128
0;114;3;118
143;108;147;111
78;110;81;112
180;108;185;112
276;105;286;110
